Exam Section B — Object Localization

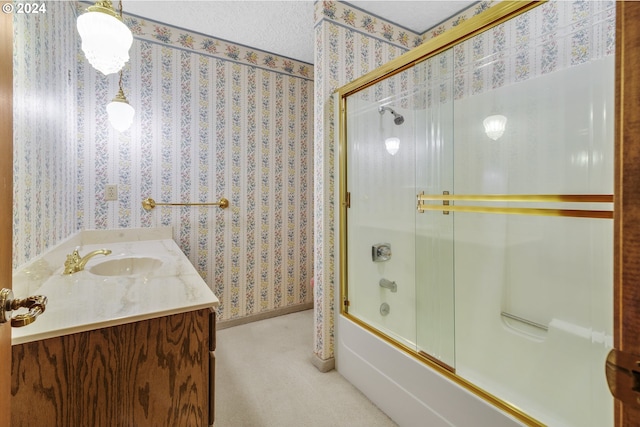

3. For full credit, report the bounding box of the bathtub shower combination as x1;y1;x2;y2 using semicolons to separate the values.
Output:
338;2;614;426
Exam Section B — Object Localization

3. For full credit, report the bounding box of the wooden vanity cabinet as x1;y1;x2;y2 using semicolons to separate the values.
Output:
11;308;217;427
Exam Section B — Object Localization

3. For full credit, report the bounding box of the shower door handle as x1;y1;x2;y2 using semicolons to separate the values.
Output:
605;348;640;408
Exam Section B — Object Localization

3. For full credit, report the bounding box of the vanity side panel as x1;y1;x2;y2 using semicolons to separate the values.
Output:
209;308;217;426
10;309;210;427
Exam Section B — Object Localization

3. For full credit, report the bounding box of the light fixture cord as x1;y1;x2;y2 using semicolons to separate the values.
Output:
119;70;123;90
118;0;123;18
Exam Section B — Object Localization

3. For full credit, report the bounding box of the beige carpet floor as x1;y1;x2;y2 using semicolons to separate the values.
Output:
214;309;398;427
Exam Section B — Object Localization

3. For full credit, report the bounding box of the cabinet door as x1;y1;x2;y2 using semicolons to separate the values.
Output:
11;309;210;427
209;308;217;426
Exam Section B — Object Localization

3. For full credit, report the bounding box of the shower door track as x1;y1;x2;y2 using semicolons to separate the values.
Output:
417;193;614;219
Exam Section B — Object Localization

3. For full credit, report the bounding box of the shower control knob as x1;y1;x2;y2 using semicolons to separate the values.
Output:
380;303;390;316
372;243;392;262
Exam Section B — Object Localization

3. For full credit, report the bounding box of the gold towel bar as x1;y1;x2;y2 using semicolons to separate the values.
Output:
142;197;229;211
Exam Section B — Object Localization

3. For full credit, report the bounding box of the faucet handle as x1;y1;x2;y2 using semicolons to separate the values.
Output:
372;243;392;262
63;249;81;274
68;249;80;261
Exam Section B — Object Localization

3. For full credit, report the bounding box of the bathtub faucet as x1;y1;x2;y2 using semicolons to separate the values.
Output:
63;248;112;275
379;278;397;293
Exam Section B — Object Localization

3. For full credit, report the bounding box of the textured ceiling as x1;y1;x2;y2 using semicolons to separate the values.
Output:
122;1;476;64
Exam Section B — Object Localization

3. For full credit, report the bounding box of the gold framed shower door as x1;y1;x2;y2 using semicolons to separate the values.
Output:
334;1;612;427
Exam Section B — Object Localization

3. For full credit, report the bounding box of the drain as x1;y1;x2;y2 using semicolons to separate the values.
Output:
380;302;390;316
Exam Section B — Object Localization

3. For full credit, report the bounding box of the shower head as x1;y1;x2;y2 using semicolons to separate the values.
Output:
378;106;405;125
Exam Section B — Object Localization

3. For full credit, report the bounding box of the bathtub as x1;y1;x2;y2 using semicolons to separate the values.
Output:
336;314;527;427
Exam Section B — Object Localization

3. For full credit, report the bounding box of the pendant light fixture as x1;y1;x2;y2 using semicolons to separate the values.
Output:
107;71;135;132
77;0;133;75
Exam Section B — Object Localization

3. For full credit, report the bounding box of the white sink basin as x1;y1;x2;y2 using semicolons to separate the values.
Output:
88;257;163;276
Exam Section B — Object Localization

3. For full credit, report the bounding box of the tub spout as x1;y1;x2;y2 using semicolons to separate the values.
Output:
63;248;112;275
379;278;397;293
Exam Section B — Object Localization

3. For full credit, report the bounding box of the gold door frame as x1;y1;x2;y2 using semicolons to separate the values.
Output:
335;1;615;426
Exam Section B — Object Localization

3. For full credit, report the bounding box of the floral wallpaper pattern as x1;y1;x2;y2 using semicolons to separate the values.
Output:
76;46;314;322
450;0;615;103
14;2;314;323
314;6;416;361
13;1;78;267
121;10;313;81
316;0;497;51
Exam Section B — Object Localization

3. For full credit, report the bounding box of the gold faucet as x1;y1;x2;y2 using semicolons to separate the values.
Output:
63;248;112;275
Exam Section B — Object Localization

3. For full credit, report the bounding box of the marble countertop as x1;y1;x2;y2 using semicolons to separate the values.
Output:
11;227;219;345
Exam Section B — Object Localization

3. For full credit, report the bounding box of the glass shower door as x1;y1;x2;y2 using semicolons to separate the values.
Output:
446;28;614;426
414;50;456;370
345;53;457;368
345;67;418;350
412;9;615;425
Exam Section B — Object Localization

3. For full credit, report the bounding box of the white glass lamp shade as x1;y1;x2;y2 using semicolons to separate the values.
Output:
483;115;507;140
77;2;133;75
385;137;400;155
107;90;135;132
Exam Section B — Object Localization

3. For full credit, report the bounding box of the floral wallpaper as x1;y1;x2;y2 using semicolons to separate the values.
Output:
14;2;314;323
13;1;78;268
315;1;497;51
421;1;496;43
81;7;314;323
123;9;313;81
314;2;417;362
450;0;615;102
313;0;616;363
317;1;421;49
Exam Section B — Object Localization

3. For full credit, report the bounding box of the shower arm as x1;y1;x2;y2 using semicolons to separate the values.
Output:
378;106;404;125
